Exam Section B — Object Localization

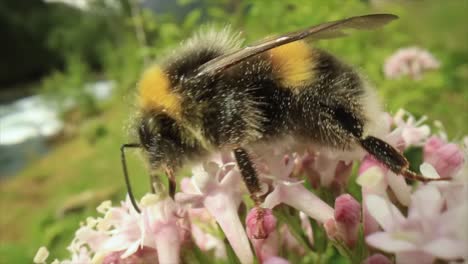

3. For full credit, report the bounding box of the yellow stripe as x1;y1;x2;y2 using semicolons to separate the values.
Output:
138;66;182;119
269;41;315;90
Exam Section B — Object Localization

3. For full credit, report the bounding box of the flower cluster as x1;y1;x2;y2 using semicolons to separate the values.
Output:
35;110;467;264
384;47;440;80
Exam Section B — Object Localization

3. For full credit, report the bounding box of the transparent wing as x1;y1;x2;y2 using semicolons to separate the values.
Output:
195;14;397;77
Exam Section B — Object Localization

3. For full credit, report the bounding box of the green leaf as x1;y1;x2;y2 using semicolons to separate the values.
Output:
274;206;314;251
183;9;202;31
309;218;327;253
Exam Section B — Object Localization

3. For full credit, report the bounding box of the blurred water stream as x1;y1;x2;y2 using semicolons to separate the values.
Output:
0;80;114;178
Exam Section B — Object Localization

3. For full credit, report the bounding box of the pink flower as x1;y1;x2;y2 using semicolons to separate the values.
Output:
424;136;464;178
384;47;440;80
246;207;277;240
175;154;254;264
246;208;279;262
252;148;334;224
334;194;361;247
140;195;188;264
391;109;431;149
365;183;468;262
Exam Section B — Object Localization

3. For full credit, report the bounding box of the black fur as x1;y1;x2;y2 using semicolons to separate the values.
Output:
137;44;371;170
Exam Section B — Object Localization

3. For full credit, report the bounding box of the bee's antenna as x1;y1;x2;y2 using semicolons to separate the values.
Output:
120;143;142;213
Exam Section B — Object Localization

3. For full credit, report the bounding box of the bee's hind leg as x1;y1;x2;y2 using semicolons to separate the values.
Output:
359;136;450;182
233;147;263;205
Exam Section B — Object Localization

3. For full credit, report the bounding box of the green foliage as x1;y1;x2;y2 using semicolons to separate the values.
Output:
40;55;99;119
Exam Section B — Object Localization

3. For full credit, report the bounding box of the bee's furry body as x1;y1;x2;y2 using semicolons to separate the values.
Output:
136;28;381;169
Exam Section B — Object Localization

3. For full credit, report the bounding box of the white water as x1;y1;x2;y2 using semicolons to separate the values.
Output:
0;80;115;177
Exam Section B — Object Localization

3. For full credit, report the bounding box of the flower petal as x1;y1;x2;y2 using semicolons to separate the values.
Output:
387;171;411;206
366;232;417;252
365;195;404;231
422;238;468;259
419;163;440;179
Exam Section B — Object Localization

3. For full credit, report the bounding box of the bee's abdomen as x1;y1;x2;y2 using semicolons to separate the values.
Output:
292;50;368;149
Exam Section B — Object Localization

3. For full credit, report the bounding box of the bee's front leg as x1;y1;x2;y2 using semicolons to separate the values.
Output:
233;147;263;205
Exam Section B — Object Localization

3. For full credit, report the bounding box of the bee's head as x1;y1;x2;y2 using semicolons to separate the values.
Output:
137;111;206;170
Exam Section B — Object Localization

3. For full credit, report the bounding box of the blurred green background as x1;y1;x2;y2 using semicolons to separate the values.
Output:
0;0;467;263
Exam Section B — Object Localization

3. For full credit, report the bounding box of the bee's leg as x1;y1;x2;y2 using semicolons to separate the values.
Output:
233;147;263;205
234;147;271;238
163;166;177;198
359;136;450;182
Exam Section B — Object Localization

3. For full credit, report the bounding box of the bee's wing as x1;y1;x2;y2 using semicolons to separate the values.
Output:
195;14;397;77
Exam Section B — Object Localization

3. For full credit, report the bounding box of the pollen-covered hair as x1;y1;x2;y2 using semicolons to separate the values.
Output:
136;27;244;119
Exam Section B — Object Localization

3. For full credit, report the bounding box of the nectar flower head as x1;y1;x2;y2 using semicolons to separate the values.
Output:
384;46;440;80
424;136;464;178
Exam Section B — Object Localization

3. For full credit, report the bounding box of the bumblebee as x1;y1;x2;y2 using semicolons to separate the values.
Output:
121;14;447;212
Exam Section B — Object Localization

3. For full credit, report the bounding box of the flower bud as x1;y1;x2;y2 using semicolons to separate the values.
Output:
246;207;277;240
334;194;361;247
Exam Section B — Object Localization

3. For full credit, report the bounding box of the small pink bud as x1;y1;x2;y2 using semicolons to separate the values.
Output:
424;136;464;177
363;253;392;264
334;194;361;247
246;207;277;240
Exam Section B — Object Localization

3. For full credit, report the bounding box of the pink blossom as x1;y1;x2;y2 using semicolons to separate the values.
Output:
334;194;361;247
175;154;254;264
365;182;468;262
391;109;431;148
246;208;279;262
140;195;188;264
384;46;440;80
246;207;277;240
424;136;464;178
251;147;334;224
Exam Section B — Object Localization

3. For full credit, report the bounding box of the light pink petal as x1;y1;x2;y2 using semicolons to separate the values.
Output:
204;191;254;264
219;170;242;189
410;185;443;221
281;184;334;223
386;171;411;206
174;192;204;208
263;185;283;209
395;251;435;264
423;238;468;259
120;240;141;259
180;177;198;194
365;195;404;231
155;225;181;264
366;232;417;252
